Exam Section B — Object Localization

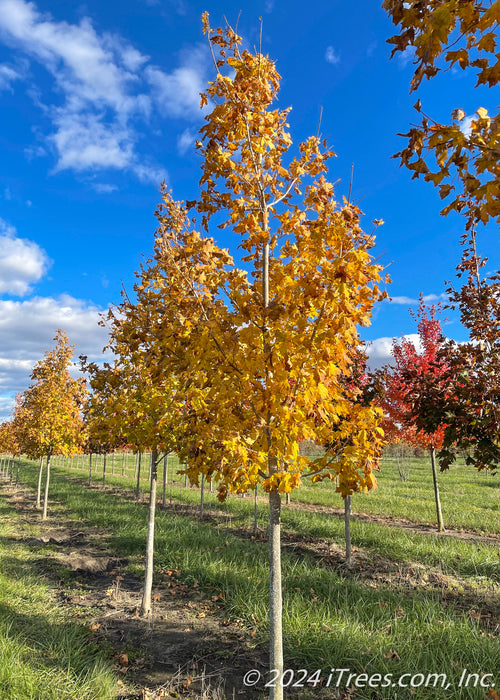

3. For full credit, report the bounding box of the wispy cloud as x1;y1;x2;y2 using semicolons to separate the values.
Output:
0;0;207;183
145;45;209;120
92;183;118;194
177;127;196;156
386;293;448;305
396;45;416;69
0;62;23;90
0;218;51;296
325;46;340;65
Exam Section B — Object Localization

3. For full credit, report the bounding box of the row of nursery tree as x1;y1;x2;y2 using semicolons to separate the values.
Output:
1;7;499;699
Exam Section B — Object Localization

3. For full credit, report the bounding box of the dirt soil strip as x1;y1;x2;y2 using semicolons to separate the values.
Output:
58;473;500;626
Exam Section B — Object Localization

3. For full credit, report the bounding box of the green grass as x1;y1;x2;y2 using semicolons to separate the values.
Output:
7;454;499;699
0;493;118;699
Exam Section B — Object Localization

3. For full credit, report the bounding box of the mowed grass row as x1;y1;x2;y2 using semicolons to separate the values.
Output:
0;490;117;700
48;450;500;534
9;456;500;699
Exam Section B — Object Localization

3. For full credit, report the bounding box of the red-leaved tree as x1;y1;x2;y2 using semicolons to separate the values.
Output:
382;295;448;531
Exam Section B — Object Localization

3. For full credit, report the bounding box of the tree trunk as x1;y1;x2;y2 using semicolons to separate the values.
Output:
42;452;52;521
111;451;115;475
135;451;142;500
102;454;107;485
344;494;352;567
36;456;44;508
268;488;283;700
88;453;92;487
141;447;158;617
162;453;167;507
430;446;445;532
122;451;126;476
16;456;20;485
253;484;258;535
200;473;205;517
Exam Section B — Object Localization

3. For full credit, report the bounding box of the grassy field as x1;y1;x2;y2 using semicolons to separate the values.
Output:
0;453;498;699
0;485;117;699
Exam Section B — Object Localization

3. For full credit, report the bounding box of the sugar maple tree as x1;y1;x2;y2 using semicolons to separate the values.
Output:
18;330;86;520
126;16;387;695
381;296;448;530
0;418;20;481
83;320;182;616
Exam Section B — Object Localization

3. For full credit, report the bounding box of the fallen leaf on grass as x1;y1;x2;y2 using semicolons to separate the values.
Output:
118;653;129;666
89;622;100;631
384;649;401;661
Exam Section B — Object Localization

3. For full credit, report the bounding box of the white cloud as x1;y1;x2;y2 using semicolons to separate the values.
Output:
146;45;209;120
365;333;422;370
51;111;134;172
325;46;340;65
386;293;448;305
0;294;111;420
386;295;415;305
92;183;118;194
0;0;207;183
0;62;22;90
177;127;196;155
396;45;416;69
0;218;51;296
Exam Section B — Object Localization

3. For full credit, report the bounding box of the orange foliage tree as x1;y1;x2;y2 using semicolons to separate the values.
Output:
82;332;182;617
18;330;86;520
123;16;388;695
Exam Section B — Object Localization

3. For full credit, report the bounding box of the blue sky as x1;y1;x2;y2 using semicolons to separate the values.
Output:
0;0;497;420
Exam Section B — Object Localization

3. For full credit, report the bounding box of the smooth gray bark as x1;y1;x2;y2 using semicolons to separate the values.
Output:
42;452;51;520
88;453;92;487
162;453;168;507
268;488;283;700
141;448;158;617
36;456;44;508
135;452;142;500
102;454;107;485
344;494;352;567
253;484;258;536
200;473;205;516
430;446;445;532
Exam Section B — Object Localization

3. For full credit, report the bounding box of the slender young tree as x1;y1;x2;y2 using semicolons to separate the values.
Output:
381;297;448;531
19;330;85;520
126;17;387;697
83;335;180;617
